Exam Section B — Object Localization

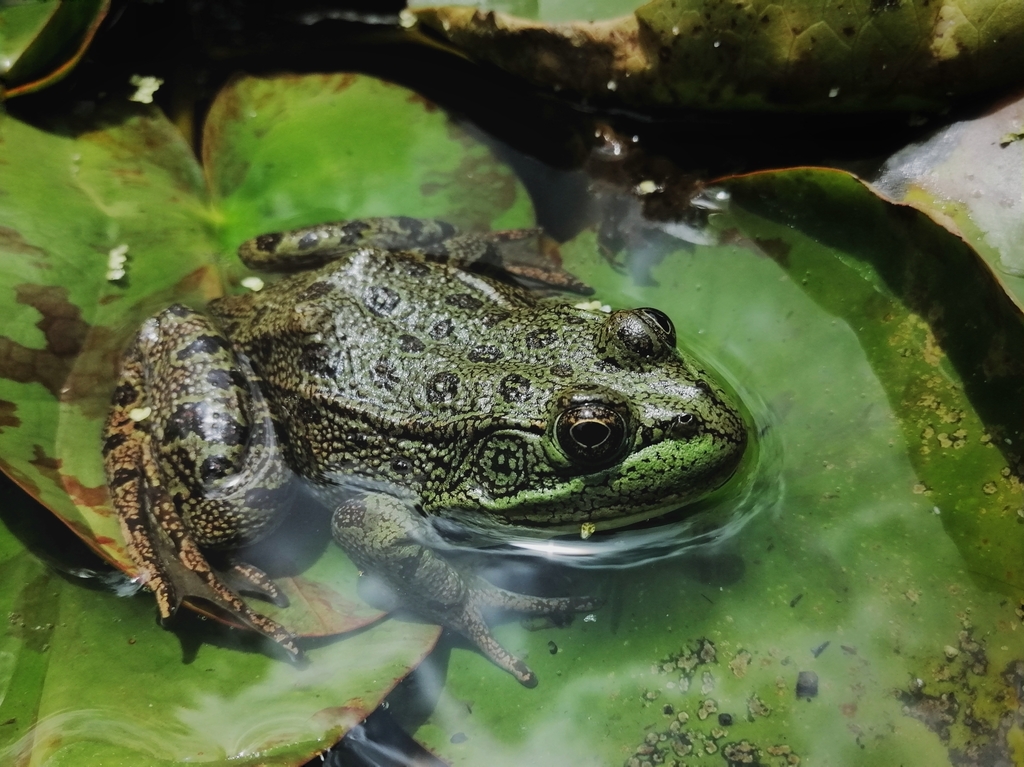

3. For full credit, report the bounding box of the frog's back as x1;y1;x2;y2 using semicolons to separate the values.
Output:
209;248;597;480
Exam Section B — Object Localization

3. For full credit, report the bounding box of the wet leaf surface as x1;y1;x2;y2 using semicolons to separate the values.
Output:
410;0;1024;112
409;168;1024;766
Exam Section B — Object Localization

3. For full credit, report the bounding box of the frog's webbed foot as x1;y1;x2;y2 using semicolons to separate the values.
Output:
332;493;596;686
112;444;302;658
237;217;593;295
452;582;600;687
142;476;301;658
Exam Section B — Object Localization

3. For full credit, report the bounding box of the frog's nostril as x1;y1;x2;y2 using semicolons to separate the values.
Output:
669;413;700;439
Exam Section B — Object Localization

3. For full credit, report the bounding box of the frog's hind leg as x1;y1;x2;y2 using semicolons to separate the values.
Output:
103;308;300;658
331;493;597;687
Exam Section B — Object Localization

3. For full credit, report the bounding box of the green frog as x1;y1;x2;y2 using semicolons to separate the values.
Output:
103;217;747;686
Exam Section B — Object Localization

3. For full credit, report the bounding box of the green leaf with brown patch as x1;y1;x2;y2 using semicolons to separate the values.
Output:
0;72;534;764
409;0;1024;112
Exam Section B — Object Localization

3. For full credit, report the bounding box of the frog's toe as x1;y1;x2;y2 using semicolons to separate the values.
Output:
474;583;602;617
222;561;289;608
454;601;538;687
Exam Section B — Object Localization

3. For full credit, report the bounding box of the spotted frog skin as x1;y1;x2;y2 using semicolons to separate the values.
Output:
103;218;747;685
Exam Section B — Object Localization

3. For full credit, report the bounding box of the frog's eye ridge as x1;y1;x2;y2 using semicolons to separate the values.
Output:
598;308;678;366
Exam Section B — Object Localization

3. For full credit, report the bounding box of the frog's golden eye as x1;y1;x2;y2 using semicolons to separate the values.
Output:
553;389;632;467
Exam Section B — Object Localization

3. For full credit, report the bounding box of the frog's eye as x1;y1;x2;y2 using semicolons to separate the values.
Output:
637;308;676;348
554;398;630;466
598;308;676;366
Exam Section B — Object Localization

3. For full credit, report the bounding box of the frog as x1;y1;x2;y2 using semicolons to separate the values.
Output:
103;217;748;686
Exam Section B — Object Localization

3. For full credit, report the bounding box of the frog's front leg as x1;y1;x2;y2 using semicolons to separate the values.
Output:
104;305;299;657
238;217;592;294
332;492;598;687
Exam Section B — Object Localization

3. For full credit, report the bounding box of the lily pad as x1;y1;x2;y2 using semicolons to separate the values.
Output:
0;0;110;98
407;168;1024;766
0;72;533;764
874;90;1024;305
409;0;1024;112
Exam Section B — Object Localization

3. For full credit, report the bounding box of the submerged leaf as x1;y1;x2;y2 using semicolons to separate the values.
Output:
412;167;1024;766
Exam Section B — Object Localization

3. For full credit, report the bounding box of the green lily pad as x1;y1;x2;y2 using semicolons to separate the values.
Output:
409;0;1024;112
409;169;1024;766
0;72;533;764
0;0;110;98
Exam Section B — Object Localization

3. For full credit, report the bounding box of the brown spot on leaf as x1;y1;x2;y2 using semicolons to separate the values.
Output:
0;284;91;397
0;227;49;270
29;444;61;474
29;444;109;513
0;400;20;433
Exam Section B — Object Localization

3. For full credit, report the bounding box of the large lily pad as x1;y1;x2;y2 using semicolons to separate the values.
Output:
410;0;1024;112
0;72;533;764
406;169;1024;765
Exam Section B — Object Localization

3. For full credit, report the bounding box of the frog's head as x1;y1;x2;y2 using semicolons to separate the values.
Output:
434;306;749;530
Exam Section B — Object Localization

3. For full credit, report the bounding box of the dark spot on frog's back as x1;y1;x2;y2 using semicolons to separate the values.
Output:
499;374;532;403
372;357;401;390
299;343;334;376
481;310;511;328
430;318;454;340
364;286;401;317
550;363;573;377
112;382;137;407
255;233;283;252
103;431;127;453
446;293;483;311
426;372;459;403
175;334;231;361
526;328;558;349
399;334;425;354
468;344;503;363
200;455;236;481
205;368;234;390
403;260;430;278
297;281;333;301
165;401;247;446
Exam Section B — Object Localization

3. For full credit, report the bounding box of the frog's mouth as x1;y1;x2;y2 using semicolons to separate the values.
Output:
459;427;748;531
